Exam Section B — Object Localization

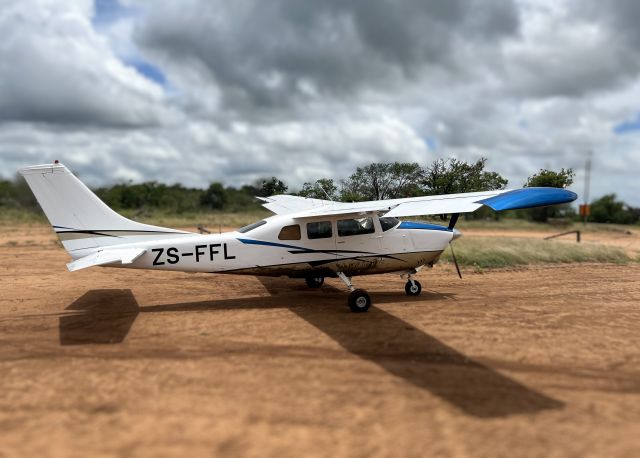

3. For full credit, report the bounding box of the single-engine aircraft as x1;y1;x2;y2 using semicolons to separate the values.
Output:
20;162;577;312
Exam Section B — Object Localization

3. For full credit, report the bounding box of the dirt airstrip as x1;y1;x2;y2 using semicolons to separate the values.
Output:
1;224;640;457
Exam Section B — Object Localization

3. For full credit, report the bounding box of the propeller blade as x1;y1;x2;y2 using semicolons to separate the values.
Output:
449;242;462;279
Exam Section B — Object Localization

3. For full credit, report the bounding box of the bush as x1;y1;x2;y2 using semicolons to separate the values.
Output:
589;194;639;224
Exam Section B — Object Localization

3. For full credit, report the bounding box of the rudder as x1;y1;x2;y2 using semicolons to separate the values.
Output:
20;163;191;257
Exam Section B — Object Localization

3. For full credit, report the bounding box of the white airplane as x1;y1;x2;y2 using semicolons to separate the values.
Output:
20;162;577;312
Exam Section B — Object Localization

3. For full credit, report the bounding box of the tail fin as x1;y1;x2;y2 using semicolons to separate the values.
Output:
20;163;192;257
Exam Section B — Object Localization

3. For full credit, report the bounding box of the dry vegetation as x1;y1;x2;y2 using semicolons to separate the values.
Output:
441;237;631;268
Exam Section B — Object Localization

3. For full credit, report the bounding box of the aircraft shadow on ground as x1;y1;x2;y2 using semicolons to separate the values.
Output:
60;283;563;418
60;289;138;345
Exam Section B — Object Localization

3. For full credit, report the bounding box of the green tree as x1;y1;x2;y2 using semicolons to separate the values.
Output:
200;182;226;210
421;158;508;195
224;186;263;212
0;179;18;207
523;168;575;222
258;177;288;197
95;181;204;214
0;175;39;210
340;162;423;201
525;168;574;188
298;178;339;200
589;194;639;224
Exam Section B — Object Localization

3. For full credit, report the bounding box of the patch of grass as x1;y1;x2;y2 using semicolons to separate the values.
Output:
413;216;639;234
453;218;554;232
125;210;272;229
441;237;630;268
0;208;47;224
0;208;271;231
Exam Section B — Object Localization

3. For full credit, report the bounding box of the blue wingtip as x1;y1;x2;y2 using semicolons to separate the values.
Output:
477;187;578;212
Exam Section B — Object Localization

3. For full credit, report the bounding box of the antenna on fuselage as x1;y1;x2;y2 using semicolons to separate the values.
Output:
317;183;334;201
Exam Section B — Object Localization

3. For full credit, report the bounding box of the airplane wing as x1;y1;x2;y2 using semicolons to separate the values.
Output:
261;188;577;219
66;247;146;272
258;195;334;215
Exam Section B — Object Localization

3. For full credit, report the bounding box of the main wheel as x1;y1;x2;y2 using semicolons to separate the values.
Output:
405;280;422;296
348;289;371;313
305;276;324;288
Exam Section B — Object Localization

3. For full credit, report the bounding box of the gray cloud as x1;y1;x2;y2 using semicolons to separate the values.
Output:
0;0;639;206
580;0;640;48
501;1;640;100
0;0;173;127
134;0;518;115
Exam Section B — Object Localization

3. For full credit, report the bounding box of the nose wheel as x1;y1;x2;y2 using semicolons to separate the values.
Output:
405;279;422;296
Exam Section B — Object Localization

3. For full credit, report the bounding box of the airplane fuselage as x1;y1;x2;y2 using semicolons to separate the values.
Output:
99;214;457;278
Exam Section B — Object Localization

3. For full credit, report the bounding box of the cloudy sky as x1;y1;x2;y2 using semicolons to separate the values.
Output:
1;0;640;204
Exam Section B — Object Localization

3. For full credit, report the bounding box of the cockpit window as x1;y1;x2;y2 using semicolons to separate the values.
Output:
379;217;400;232
278;224;301;240
337;217;375;237
237;220;267;233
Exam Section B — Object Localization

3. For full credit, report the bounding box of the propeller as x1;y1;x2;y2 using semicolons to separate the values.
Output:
449;242;462;279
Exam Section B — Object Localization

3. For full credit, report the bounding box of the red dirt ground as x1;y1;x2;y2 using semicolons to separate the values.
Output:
1;225;639;457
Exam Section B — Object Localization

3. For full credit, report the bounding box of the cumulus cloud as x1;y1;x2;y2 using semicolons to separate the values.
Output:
0;0;639;205
0;0;173;126
133;0;518;117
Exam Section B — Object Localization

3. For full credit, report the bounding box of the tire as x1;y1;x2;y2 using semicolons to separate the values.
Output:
348;289;371;313
305;276;324;288
405;280;422;296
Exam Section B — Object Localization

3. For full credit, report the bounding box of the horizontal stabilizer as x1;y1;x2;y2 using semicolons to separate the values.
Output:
67;248;146;272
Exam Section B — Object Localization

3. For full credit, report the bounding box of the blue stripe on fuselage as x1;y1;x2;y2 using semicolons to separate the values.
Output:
398;221;451;231
237;238;314;252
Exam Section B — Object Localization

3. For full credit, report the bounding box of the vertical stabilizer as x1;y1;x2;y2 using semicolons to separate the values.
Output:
19;163;192;257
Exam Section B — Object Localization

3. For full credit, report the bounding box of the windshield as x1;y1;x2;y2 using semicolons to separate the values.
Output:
379;217;400;231
237;220;267;233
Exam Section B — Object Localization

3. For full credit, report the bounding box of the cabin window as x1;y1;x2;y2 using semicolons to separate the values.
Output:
307;221;333;239
337;217;375;237
379;217;400;232
278;224;301;240
237;220;267;233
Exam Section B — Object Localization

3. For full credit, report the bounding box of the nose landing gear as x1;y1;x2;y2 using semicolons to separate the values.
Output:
401;267;423;296
405;279;422;296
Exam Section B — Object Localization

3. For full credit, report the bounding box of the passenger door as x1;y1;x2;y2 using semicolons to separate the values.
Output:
302;219;338;265
335;216;380;260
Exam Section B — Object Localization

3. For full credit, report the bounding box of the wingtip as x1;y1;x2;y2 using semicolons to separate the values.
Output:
478;187;579;211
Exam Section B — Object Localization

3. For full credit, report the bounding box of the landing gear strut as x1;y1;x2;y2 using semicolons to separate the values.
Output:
305;276;324;288
337;271;371;313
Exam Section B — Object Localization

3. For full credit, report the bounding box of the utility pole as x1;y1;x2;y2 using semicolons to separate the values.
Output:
582;151;592;226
